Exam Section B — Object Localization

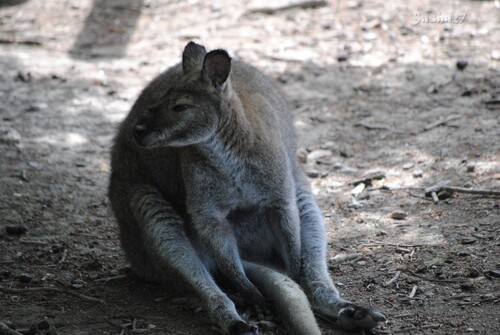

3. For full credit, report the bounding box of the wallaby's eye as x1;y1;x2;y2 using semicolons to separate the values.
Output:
172;104;190;113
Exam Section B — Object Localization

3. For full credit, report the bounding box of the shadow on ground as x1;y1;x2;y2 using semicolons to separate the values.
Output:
69;0;143;60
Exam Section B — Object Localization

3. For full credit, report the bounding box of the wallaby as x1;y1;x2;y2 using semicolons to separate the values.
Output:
108;42;386;335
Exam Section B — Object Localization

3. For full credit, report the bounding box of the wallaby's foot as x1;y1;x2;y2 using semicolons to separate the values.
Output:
229;320;258;335
315;300;386;332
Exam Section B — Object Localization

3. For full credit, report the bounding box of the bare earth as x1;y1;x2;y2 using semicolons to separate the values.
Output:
0;0;499;334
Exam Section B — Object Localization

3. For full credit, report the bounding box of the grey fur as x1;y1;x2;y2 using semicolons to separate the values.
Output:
108;42;385;334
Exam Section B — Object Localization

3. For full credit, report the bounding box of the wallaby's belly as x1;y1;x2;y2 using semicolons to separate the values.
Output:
228;206;283;268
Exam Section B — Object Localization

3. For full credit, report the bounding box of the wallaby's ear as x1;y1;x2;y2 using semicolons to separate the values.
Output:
201;50;231;88
182;42;207;74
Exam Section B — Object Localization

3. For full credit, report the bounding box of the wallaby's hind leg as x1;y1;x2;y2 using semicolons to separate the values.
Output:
295;177;386;332
113;184;257;335
190;213;266;310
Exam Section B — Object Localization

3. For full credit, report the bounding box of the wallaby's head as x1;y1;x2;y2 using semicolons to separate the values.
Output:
133;42;232;148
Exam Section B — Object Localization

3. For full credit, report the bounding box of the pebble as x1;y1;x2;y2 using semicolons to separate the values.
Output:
307;149;332;163
456;60;468;71
390;211;407;220
351;183;365;197
337;54;349;62
349;199;364;208
461;237;476;245
413;169;423;178
402;162;414;170
19;273;33;283
306;169;320;178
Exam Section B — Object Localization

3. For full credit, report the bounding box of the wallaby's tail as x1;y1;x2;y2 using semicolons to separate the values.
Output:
243;261;322;335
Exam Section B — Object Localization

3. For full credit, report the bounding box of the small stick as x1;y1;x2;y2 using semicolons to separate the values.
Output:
361;242;425;248
19;239;48;246
405;270;467;283
440;186;500;197
423;114;461;132
384;271;400;287
431;192;439;203
354;122;392;130
59;249;68;263
0;322;23;335
408;285;418;298
0;286;105;304
330;253;361;263
95;275;128;283
106;319;131;335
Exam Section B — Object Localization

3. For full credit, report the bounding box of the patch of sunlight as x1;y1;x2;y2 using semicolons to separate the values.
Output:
33;132;88;146
357;212;446;246
105;100;129;123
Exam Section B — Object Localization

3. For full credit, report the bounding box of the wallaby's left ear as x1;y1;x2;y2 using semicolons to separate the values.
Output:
201;49;231;88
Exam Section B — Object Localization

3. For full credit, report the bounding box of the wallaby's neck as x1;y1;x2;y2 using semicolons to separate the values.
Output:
195;94;253;175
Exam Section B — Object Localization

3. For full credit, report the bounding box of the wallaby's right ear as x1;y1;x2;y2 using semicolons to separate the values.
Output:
201;50;231;88
182;42;207;74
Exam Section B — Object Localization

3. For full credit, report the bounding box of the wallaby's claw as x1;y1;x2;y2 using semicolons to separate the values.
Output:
229;320;259;335
336;302;386;332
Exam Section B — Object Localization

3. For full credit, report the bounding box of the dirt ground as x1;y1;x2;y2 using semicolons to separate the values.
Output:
0;0;499;334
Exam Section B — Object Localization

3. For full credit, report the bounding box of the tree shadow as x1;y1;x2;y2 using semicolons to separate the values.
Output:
69;0;143;60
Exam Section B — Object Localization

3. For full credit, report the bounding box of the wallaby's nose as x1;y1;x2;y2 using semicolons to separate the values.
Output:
133;123;147;140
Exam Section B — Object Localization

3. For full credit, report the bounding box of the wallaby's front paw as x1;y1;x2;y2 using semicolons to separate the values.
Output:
229;320;259;335
317;301;386;332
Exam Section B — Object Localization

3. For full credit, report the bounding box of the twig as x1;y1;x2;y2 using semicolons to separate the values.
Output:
443;294;472;301
0;36;42;46
407;191;432;201
106;319;131;335
0;286;105;304
0;322;23;335
405;270;467;283
330;253;361;263
384;271;400;287
59;249;68;263
361;242;425;248
440;186;500;197
354;122;391;130
19;239;48;245
247;0;327;14
408;285;418;298
422;114;460;132
95;275;128;283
